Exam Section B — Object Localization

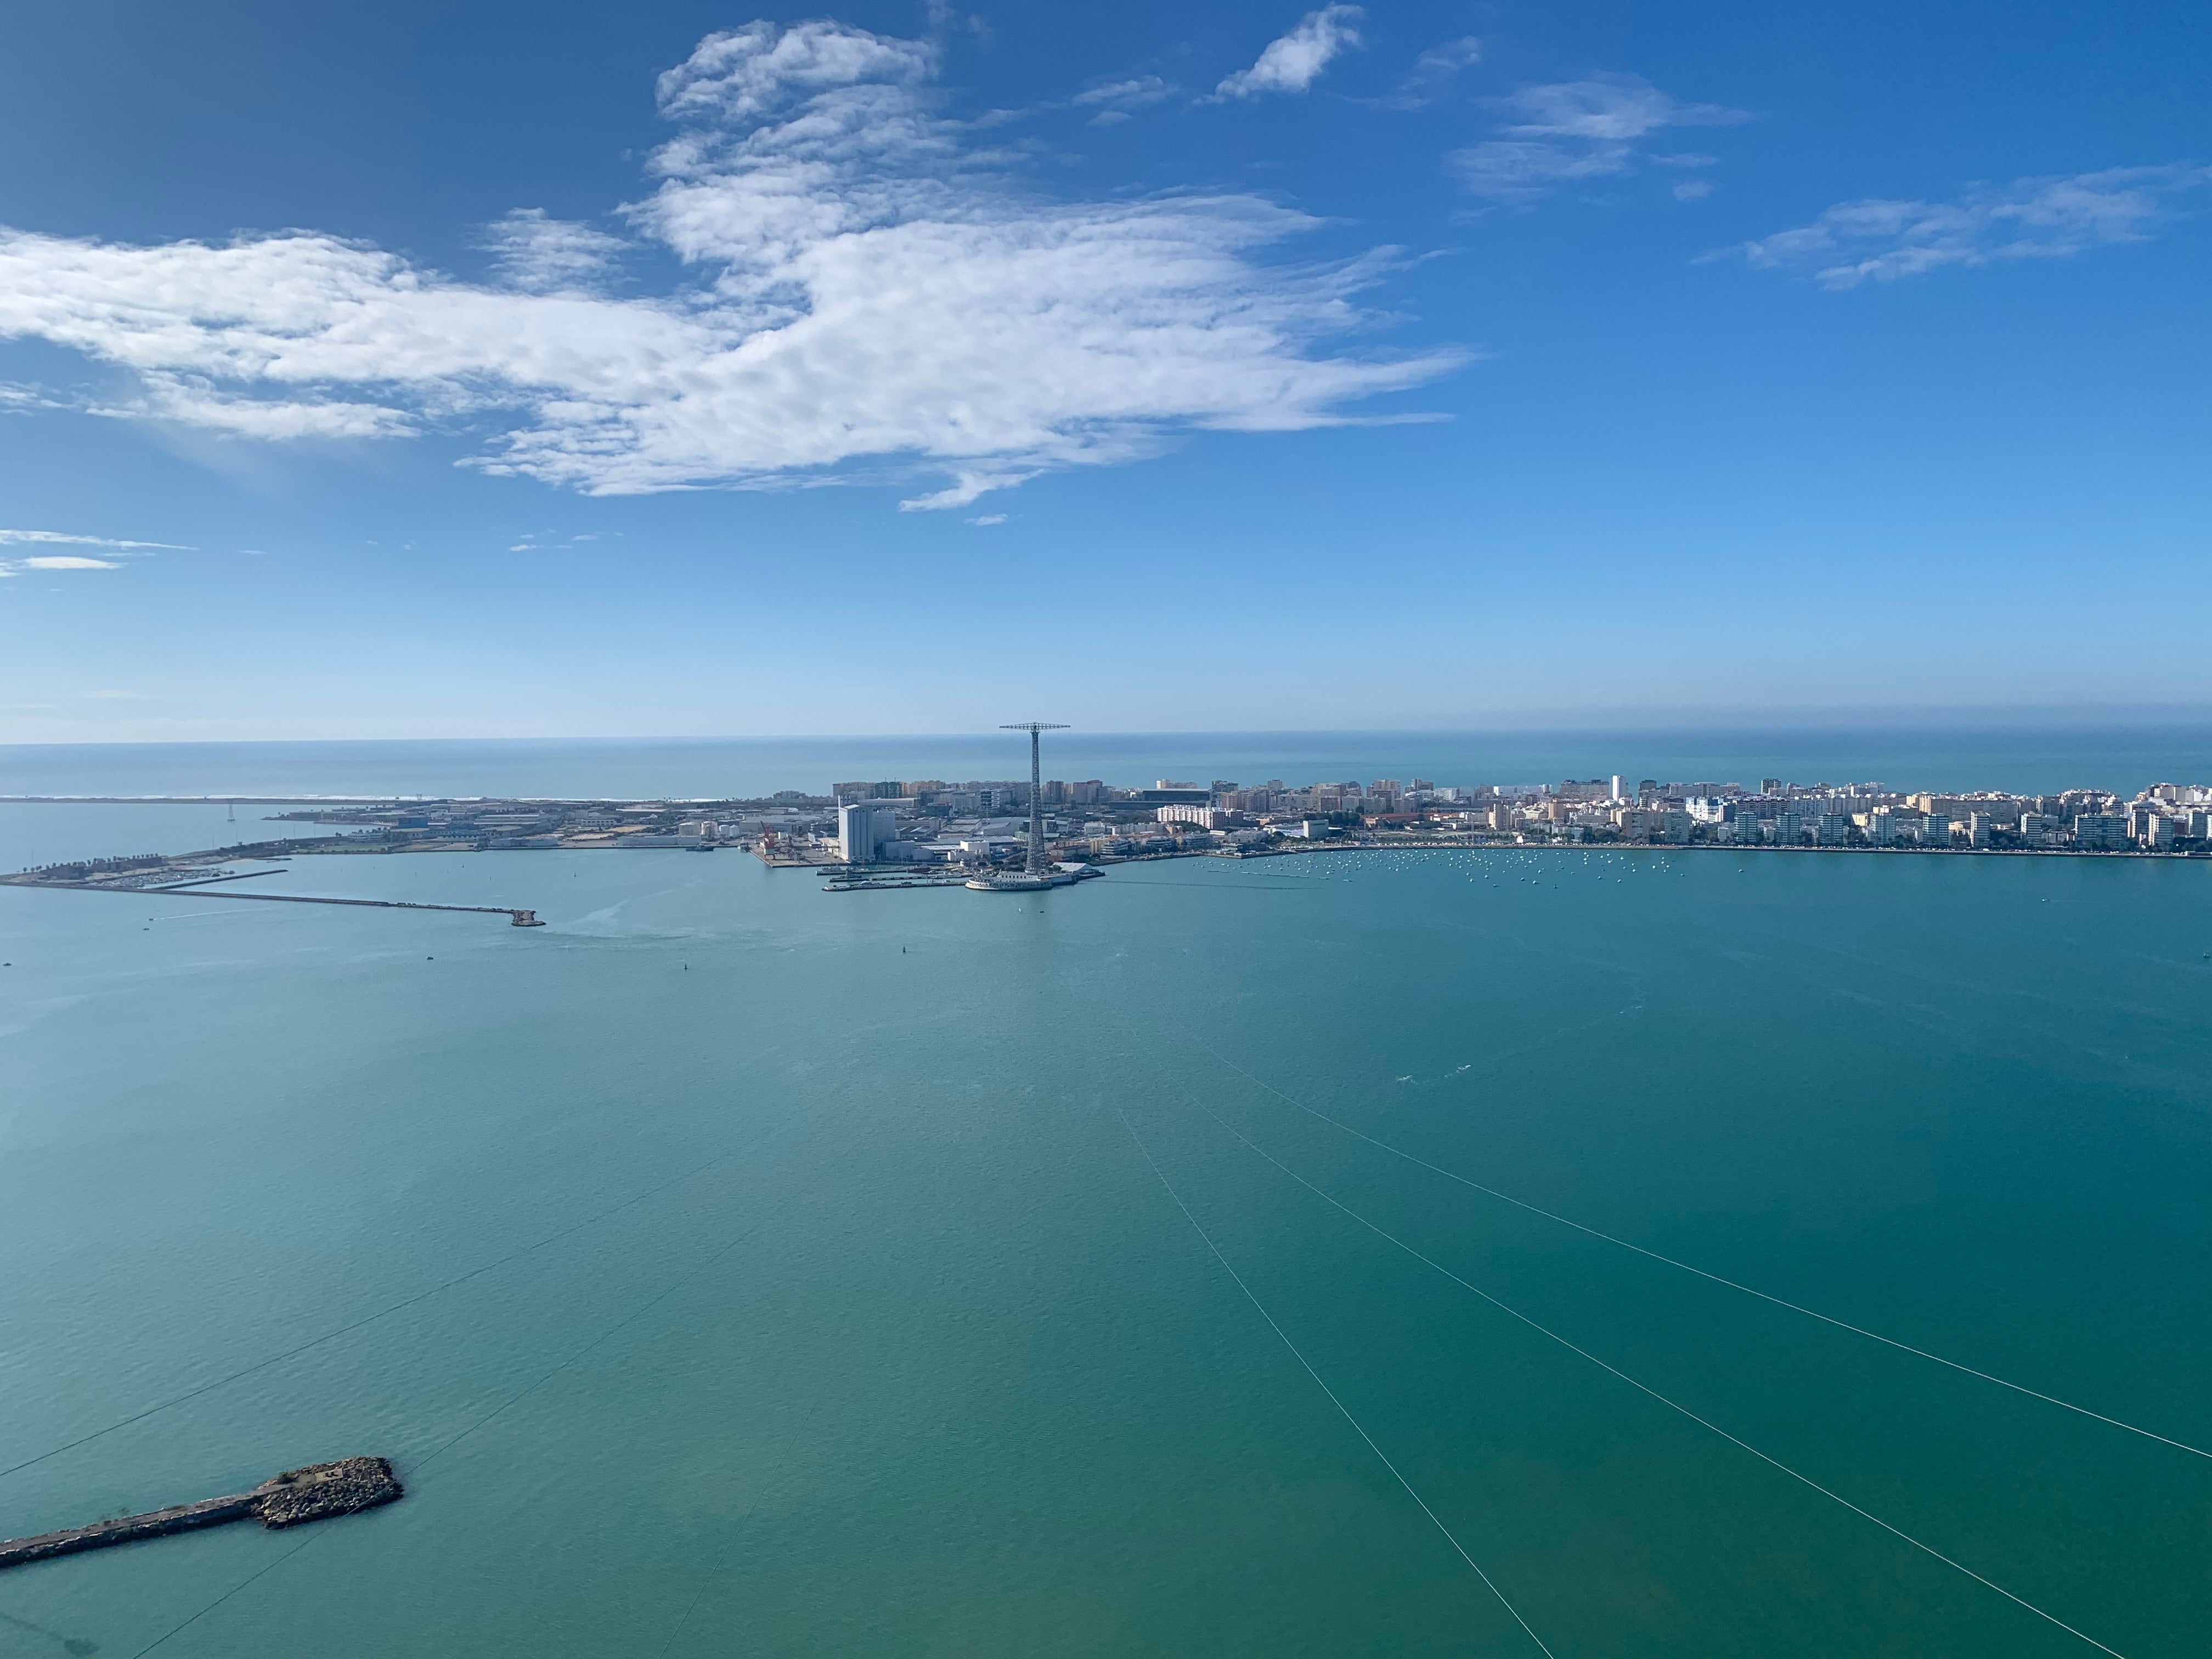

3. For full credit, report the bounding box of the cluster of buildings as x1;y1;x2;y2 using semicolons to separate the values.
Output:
20;769;2202;895
190;770;2212;874
822;772;2211;866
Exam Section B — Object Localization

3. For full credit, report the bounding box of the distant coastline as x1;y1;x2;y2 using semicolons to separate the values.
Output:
2;723;2208;804
6;761;2204;900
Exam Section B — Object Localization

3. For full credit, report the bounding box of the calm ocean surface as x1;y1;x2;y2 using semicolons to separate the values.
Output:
2;723;2208;802
0;733;2205;1657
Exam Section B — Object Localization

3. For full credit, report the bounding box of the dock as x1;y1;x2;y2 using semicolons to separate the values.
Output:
0;1458;402;1570
0;876;544;926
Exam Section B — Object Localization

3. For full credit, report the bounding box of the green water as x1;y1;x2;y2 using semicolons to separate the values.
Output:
0;837;2204;1656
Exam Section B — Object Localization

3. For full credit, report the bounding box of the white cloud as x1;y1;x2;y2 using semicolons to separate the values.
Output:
0;19;1458;509
506;531;599;552
656;20;935;123
482;209;629;292
0;528;187;550
1729;165;2212;288
1376;36;1481;109
1216;6;1363;100
0;551;124;575
1452;140;1638;201
1413;37;1482;77
898;470;1040;512
1449;73;1748;204
0;382;69;412
1074;76;1176;108
1073;75;1178;126
967;511;1007;525
1493;74;1740;142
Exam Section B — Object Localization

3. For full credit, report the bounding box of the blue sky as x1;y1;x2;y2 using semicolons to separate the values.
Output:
0;1;2204;742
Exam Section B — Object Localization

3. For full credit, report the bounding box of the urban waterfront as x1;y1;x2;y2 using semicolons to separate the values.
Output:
0;735;2204;1657
7;727;2207;903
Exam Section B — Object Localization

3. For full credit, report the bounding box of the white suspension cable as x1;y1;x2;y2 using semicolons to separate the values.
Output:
1173;1082;2131;1658
1189;1035;2208;1461
1113;1107;1556;1659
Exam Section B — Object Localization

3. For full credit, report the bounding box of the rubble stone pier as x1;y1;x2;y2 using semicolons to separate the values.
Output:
0;1458;402;1570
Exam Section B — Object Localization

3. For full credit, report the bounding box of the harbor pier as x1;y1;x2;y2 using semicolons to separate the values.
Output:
0;1458;403;1571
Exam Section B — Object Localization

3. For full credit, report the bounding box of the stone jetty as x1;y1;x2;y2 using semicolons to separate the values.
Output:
0;1457;402;1570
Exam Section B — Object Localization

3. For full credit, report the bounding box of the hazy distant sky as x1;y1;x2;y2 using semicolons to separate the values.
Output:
0;1;2204;741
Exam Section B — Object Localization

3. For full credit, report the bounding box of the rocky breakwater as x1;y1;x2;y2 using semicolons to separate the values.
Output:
0;1457;402;1569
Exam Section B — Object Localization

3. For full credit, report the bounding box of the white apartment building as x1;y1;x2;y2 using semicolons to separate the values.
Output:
1158;805;1229;830
837;803;896;864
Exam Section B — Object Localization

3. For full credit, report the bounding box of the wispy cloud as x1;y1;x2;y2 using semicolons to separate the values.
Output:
1073;76;1178;126
1726;165;2212;288
657;19;936;122
0;528;188;550
0;528;180;576
1215;6;1363;100
966;512;1008;526
1449;73;1748;204
0;382;70;413
0;18;1459;509
506;530;608;552
1374;36;1481;109
481;208;629;292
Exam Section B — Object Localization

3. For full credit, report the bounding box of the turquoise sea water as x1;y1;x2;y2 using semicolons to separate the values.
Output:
0;739;2206;1657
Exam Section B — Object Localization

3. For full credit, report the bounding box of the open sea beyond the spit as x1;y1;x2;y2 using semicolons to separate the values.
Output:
0;731;2205;1658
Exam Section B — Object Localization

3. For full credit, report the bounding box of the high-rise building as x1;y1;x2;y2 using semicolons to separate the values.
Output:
2074;814;2128;850
837;803;895;864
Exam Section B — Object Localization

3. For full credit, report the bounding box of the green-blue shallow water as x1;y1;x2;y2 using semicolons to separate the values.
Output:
0;826;2205;1655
